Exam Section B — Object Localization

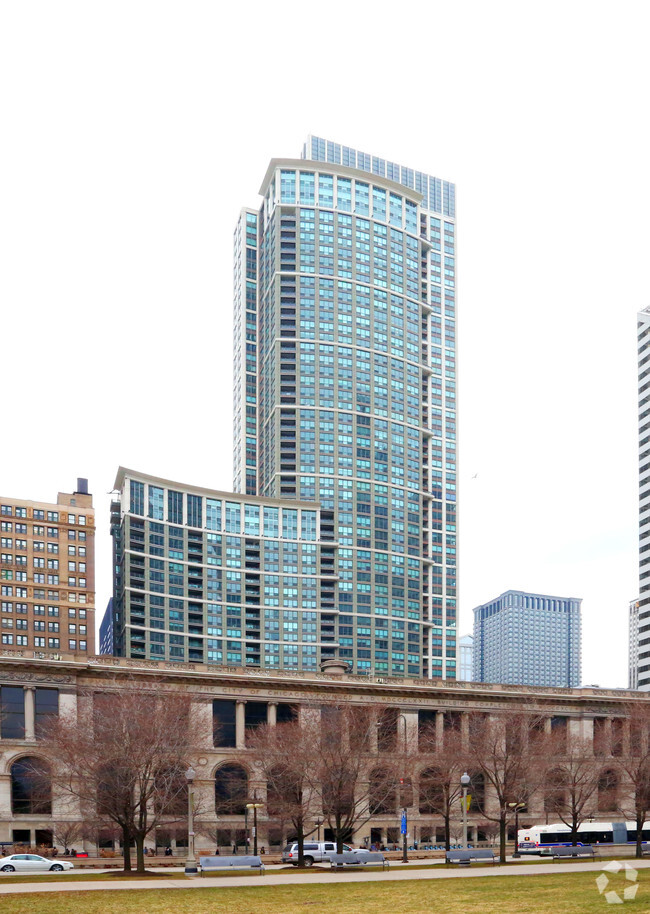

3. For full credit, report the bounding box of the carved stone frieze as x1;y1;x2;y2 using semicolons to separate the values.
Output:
0;671;73;684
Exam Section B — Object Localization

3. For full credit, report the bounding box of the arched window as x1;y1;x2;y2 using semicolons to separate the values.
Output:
369;768;396;815
214;764;248;815
11;757;51;815
598;769;618;812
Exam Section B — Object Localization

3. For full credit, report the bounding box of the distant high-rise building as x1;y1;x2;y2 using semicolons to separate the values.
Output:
473;589;581;688
109;467;337;668
458;633;473;681
233;136;458;678
629;598;640;689
99;598;114;655
0;480;95;655
637;307;650;690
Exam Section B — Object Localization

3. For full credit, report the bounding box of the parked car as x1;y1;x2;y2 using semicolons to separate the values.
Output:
281;841;369;866
0;854;75;872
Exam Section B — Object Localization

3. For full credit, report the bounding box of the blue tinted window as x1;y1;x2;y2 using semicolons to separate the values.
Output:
148;486;164;521
187;494;202;529
168;490;183;525
280;170;296;203
206;499;221;531
130;481;144;516
225;503;241;534
318;174;334;208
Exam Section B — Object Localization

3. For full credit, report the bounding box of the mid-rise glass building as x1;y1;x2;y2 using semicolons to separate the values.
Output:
233;137;458;678
473;590;582;688
110;468;337;668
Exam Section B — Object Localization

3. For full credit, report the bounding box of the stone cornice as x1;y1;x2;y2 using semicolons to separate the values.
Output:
0;654;647;715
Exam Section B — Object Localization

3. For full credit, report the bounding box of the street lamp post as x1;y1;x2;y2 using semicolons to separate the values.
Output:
508;802;525;858
184;766;197;874
397;714;409;863
315;818;323;842
246;798;264;856
460;772;471;849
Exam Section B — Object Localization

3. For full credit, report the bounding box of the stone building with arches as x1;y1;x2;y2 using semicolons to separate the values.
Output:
1;650;649;852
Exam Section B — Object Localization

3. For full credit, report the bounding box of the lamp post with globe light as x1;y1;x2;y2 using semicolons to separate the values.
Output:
184;766;197;874
460;772;471;849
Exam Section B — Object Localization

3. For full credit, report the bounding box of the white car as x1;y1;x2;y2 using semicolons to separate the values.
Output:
0;854;74;872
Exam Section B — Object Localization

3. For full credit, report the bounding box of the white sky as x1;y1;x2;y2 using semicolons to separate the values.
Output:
1;1;648;687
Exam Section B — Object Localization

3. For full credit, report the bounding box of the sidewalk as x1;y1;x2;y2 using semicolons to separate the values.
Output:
2;858;650;895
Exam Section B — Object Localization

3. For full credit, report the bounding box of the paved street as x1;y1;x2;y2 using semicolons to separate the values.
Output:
2;858;650;895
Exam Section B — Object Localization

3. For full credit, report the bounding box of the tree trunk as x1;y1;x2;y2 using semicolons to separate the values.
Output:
134;834;145;873
637;814;644;860
444;815;450;851
297;826;305;867
571;819;578;846
499;815;506;864
336;815;343;854
121;827;132;873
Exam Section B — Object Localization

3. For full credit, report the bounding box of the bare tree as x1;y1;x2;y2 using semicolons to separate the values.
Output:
467;711;546;863
246;719;321;866
51;821;85;853
302;704;399;854
39;680;195;873
616;702;650;858
417;722;465;850
479;821;500;846
542;728;600;846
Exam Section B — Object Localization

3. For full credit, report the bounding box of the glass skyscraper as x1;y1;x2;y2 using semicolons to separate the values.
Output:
234;137;458;678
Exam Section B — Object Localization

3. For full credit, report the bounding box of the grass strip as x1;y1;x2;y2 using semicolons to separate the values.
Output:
0;869;649;914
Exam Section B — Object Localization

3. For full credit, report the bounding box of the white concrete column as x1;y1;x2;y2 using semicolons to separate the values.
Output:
568;717;583;742
460;712;469;751
401;710;419;755
24;687;35;740
191;699;214;748
267;702;277;726
236;700;246;750
581;717;595;752
435;711;444;751
0;774;12;821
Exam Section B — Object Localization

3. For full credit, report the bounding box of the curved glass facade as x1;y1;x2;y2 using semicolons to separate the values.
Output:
234;140;457;678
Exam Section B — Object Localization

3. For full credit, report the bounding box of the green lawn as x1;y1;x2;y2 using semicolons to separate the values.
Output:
0;870;648;914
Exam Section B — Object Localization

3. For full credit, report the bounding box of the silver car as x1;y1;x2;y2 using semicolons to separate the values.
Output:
281;841;369;866
0;854;74;872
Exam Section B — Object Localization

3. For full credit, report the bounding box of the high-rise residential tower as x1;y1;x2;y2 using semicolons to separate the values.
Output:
234;136;458;678
473;589;582;688
629;598;640;689
0;480;95;655
110;467;337;668
638;307;650;690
